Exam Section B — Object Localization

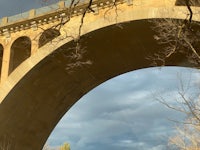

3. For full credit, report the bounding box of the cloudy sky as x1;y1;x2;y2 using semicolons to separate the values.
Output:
0;0;60;18
47;67;200;150
1;1;200;150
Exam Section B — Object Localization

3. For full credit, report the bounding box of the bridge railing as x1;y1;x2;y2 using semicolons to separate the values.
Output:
2;0;197;31
1;0;128;25
7;12;29;23
35;3;59;16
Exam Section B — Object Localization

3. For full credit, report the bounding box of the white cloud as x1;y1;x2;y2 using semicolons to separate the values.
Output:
149;145;167;150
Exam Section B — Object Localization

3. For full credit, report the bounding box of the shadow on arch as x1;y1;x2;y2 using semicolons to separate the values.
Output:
38;29;60;48
0;19;200;150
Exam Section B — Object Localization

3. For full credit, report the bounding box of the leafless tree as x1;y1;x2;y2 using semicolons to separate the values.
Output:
149;3;200;146
158;90;200;149
151;2;200;148
0;135;15;150
149;0;200;67
155;73;200;150
169;122;200;150
37;0;120;72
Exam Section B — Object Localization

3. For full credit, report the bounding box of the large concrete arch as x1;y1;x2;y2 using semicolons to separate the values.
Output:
0;4;200;150
1;6;200;102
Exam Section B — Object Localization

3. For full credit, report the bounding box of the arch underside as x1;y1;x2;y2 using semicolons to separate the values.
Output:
0;19;199;149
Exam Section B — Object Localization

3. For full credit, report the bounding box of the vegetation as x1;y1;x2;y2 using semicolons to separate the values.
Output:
42;142;70;150
152;1;200;149
156;80;200;150
60;143;70;150
149;0;200;67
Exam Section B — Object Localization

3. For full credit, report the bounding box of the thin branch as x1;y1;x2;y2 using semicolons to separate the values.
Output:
184;38;200;60
185;0;193;23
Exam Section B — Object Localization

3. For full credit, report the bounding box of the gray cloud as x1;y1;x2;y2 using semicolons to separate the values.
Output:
46;67;200;150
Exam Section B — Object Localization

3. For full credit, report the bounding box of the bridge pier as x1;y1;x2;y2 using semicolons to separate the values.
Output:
1;43;11;83
31;38;39;55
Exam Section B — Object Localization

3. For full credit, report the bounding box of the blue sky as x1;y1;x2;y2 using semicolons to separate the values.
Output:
1;1;200;150
0;0;59;18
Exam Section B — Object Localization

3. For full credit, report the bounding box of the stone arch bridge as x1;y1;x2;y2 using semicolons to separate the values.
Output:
0;0;200;149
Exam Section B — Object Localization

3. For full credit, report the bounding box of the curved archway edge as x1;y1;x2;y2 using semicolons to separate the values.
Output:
1;6;199;102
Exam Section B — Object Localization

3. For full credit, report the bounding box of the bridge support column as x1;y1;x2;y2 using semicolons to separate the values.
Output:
1;43;11;83
31;39;38;55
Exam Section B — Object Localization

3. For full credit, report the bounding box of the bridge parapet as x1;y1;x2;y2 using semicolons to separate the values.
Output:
0;0;178;36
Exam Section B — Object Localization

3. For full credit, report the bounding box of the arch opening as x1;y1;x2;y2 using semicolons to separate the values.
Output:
35;19;200;148
0;44;3;79
9;36;31;74
45;66;200;149
38;29;60;48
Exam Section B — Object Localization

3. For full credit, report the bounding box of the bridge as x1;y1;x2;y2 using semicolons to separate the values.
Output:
0;0;199;149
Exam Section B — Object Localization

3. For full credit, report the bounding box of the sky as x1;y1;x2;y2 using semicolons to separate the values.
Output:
46;67;200;150
1;1;200;150
0;0;83;18
0;0;59;18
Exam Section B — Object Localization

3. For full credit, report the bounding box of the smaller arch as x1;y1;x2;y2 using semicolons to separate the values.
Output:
9;36;31;74
38;29;60;48
0;44;3;79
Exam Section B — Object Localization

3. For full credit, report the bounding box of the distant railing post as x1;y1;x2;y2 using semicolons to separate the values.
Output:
58;1;65;9
29;9;36;19
91;4;99;15
126;0;133;6
1;17;8;25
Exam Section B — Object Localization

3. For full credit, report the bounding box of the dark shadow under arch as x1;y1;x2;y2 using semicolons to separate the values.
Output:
38;29;60;48
0;19;199;150
9;36;31;74
0;44;3;79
